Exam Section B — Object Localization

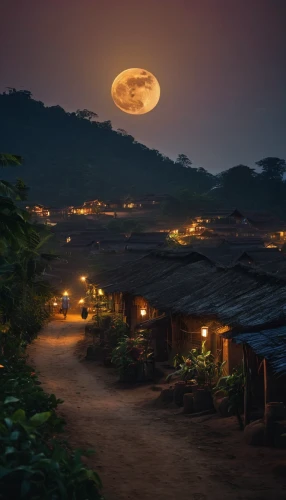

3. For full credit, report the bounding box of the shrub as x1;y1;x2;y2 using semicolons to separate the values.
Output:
167;341;226;388
214;366;245;429
111;332;152;377
0;359;103;499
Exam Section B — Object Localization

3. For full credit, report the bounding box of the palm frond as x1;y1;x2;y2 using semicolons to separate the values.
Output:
0;153;23;166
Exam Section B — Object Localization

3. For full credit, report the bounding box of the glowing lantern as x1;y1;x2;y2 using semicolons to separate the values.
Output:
79;299;84;304
201;326;208;338
140;308;147;317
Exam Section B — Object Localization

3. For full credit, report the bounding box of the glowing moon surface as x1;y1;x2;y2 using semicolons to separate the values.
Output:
111;68;160;115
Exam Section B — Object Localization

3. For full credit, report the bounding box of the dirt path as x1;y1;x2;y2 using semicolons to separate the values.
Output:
28;317;285;500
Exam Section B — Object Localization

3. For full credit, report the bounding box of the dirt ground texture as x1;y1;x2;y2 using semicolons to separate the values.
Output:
28;316;286;500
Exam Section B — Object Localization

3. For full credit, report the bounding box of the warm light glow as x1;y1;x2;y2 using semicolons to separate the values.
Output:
53;302;58;306
140;308;147;317
201;326;208;338
63;291;68;296
79;299;84;304
98;289;103;296
80;276;87;282
111;68;160;115
66;236;71;243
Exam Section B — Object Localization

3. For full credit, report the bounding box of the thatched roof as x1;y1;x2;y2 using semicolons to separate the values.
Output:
92;250;286;330
62;231;126;248
237;248;285;265
125;232;169;252
260;259;286;278
127;232;169;244
226;326;286;376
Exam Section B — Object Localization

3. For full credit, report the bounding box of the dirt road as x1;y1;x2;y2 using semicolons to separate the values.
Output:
28;317;285;500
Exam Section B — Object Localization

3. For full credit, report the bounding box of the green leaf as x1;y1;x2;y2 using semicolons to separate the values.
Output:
4;396;20;405
10;430;20;441
12;409;26;423
4;418;13;429
29;411;51;427
5;446;15;455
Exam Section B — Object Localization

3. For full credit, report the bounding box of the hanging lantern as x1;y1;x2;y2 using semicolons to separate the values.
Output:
140;308;147;317
201;326;208;338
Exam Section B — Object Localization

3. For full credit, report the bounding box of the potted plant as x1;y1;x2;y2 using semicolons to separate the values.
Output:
111;333;153;382
213;367;244;429
167;342;226;411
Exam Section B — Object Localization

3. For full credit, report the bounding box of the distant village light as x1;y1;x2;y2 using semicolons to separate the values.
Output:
80;276;87;282
98;288;103;296
140;308;147;317
201;326;208;338
79;298;84;304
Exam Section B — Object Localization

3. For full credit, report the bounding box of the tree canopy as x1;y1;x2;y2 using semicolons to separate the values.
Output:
1;89;286;218
0;90;214;206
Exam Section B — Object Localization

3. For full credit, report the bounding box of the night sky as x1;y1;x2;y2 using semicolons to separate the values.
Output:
1;0;286;172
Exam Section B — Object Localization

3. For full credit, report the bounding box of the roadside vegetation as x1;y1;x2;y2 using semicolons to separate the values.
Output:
0;154;103;499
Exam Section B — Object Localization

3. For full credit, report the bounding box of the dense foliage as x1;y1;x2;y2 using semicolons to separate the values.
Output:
111;332;152;377
1;90;286;217
214;367;245;429
0;89;214;206
167;341;226;388
0;357;102;499
0;155;103;499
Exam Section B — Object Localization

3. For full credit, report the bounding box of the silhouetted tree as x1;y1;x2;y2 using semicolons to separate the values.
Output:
0;90;215;206
76;109;98;121
176;154;192;168
256;157;286;181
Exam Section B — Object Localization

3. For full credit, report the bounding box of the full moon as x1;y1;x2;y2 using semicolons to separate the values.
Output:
111;68;160;115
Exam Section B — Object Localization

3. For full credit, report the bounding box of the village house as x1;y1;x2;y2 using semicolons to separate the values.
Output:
68;199;106;215
90;247;286;418
125;232;170;252
184;208;286;247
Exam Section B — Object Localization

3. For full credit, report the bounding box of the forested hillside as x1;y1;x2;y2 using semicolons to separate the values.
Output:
0;89;214;206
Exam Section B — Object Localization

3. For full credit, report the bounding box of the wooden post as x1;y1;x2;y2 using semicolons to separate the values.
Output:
243;344;251;427
263;359;269;411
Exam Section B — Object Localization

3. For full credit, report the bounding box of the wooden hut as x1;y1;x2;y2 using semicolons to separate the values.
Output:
91;250;286;375
223;326;286;425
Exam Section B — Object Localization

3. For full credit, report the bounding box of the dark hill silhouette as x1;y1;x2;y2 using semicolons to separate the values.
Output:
0;89;214;206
